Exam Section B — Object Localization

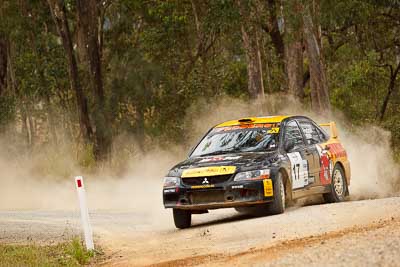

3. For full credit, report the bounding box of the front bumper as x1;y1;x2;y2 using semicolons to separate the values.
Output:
163;179;274;210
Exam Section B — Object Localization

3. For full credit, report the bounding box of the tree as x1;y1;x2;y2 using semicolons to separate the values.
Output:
3;0;400;165
76;0;111;161
302;2;330;113
284;0;304;99
47;0;93;145
0;35;7;96
237;1;265;99
379;61;400;121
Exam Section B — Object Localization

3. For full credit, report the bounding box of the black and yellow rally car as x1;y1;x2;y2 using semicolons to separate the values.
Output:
163;115;351;228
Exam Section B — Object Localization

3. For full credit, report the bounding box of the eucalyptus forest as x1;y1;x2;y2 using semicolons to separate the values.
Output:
1;0;400;166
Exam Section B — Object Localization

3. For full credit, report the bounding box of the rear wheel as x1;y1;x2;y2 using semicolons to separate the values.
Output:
267;172;286;215
173;209;191;229
323;164;347;203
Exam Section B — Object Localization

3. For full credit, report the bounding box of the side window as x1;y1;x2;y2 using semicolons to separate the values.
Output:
298;120;322;145
314;124;329;142
284;120;305;149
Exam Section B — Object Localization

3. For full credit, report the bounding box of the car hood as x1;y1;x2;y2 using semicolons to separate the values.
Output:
167;151;279;177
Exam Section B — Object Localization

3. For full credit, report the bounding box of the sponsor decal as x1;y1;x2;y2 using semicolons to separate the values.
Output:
232;185;244;189
316;144;332;185
199;156;241;163
287;152;309;189
263;179;273;197
327;143;347;159
214;123;279;132
267;127;280;134
191;184;215;189
182;166;236;178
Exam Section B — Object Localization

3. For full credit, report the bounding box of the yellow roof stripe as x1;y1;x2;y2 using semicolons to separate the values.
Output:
215;115;290;127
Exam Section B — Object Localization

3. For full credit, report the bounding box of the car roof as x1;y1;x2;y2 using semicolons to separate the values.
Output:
215;115;292;127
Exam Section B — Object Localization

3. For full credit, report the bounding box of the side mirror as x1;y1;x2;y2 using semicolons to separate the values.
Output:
284;139;295;152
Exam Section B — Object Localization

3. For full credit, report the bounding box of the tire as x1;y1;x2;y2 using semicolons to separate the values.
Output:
323;164;347;203
267;172;286;215
234;207;249;213
173;209;191;229
234;206;257;214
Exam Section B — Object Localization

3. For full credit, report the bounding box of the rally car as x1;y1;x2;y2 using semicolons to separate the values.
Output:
163;115;351;228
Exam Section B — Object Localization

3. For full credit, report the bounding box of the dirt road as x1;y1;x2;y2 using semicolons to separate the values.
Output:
1;197;400;266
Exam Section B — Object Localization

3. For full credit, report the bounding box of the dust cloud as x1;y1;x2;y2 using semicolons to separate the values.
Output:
185;94;400;200
0;143;184;227
0;94;399;216
340;126;400;199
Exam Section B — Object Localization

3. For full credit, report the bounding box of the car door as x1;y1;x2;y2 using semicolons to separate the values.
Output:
282;120;313;190
297;119;325;186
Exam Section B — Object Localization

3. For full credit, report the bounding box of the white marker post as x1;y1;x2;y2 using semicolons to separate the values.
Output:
74;176;94;251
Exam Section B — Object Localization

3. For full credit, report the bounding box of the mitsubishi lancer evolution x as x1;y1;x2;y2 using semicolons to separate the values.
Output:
163;115;351;228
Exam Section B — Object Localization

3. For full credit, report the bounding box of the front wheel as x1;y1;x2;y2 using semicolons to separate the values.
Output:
323;164;347;203
267;172;286;215
173;209;191;229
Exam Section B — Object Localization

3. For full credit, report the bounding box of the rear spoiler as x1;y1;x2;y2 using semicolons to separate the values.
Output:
319;122;338;140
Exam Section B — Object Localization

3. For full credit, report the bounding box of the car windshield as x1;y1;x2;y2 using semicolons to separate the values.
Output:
191;125;279;157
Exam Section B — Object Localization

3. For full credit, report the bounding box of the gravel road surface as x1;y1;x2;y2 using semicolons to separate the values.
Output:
1;197;400;266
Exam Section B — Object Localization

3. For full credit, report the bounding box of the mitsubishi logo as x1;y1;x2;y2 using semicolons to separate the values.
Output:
202;178;209;184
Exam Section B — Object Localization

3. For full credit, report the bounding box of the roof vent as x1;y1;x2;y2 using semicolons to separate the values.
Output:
238;118;254;123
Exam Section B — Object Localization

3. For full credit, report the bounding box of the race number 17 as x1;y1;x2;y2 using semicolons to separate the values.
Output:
293;163;300;180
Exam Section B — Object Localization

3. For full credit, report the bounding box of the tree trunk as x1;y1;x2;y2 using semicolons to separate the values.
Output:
284;0;304;100
265;0;288;92
0;35;7;96
237;1;265;100
6;38;16;94
21;106;29;147
135;105;145;152
266;0;285;59
27;112;35;149
302;4;330;113
285;34;304;99
45;94;58;145
76;0;111;161
47;0;93;144
378;62;400;121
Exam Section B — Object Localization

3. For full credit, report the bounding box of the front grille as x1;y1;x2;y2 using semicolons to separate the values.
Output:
182;174;233;186
190;191;225;204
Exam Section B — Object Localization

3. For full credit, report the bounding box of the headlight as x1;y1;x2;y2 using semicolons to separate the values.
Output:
234;169;270;181
163;177;180;187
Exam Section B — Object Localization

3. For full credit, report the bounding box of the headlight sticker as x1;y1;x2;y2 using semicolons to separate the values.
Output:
234;169;270;181
163;188;176;193
163;177;180;187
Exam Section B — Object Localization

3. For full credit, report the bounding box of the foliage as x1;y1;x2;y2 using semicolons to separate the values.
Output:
0;237;95;266
65;237;95;265
0;0;399;164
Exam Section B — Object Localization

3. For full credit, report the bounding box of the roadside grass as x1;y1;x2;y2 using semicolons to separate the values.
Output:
0;237;97;267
